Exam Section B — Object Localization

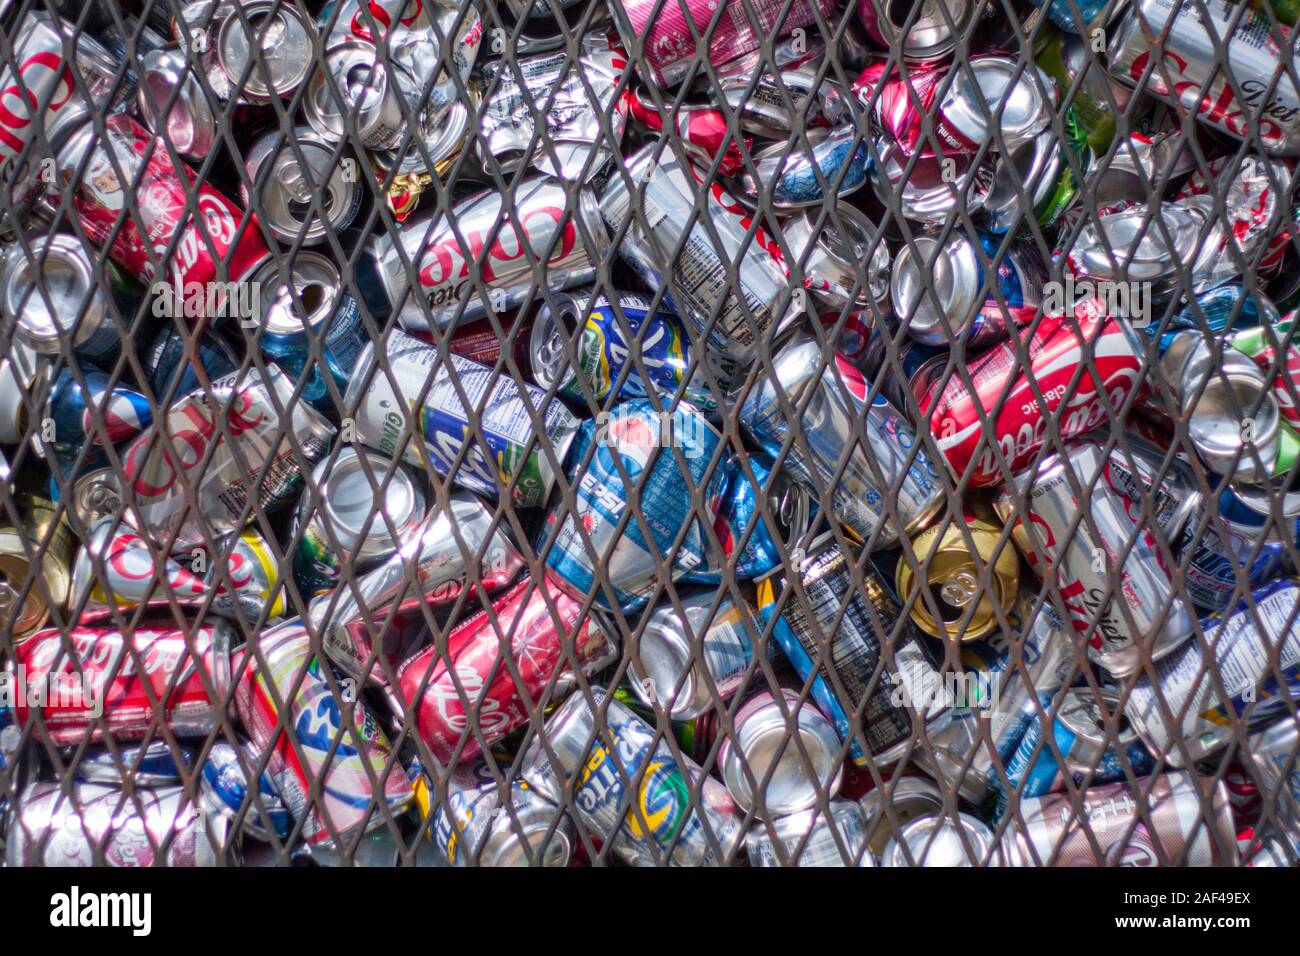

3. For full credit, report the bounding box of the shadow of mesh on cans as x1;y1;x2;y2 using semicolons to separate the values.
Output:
0;0;1295;868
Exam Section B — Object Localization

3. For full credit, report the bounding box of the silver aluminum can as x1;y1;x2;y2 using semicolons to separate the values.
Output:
291;446;427;598
0;338;44;445
755;533;948;766
746;799;874;867
68;466;122;535
373;176;607;331
309;490;525;684
937;58;1054;151
880;813;1004;866
0;11;122;205
120;364;336;552
1091;430;1202;542
1125;578;1300;765
599;144;798;368
735;125;871;210
914;596;1075;803
305;39;408;150
4;781;227;866
860;774;945;856
213;0;313;101
739;333;944;547
994;441;1195;678
520;687;744;866
2;233;119;363
856;0;973;62
136;46;216;160
1245;718;1300;829
1161;329;1282;483
241;128;363;246
783;204;890;313
1003;771;1238;866
479;34;627;181
343;328;581;507
870;138;994;224
629;590;759;720
1107;0;1300;154
717;686;844;819
429;761;574;867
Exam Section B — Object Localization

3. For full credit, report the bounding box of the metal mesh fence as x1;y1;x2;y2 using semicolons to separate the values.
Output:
0;0;1296;867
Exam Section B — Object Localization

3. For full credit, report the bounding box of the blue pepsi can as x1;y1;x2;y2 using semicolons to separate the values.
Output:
542;400;727;610
993;687;1156;818
248;251;369;411
531;288;725;413
47;367;153;452
142;325;241;400
75;741;193;787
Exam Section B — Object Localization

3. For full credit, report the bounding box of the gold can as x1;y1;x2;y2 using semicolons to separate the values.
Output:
0;494;73;644
895;505;1019;643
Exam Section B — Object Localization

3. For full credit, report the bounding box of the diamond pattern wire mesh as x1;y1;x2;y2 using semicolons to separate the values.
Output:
0;0;1295;867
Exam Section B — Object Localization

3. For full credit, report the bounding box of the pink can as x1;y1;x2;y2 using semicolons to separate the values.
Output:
617;0;835;87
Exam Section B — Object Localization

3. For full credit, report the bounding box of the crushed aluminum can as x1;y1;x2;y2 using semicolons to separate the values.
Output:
616;0;835;89
372;176;608;331
870;139;994;224
395;572;618;764
542;400;728;610
344;329;582;507
423;760;575;867
1004;771;1238;865
232;620;412;850
201;740;293;842
856;0;974;62
599;144;798;368
135;46;217;160
783;204;891;313
1107;0;1300;154
739;333;945;548
520;686;745;866
891;231;1046;349
120;365;336;551
210;0;314;102
735;125;871;210
309;489;524;685
5;781;229;866
755;532;948;767
479;35;628;181
74;741;193;787
747;799;875;867
241;127;365;246
995;440;1195;679
1124;578;1300;765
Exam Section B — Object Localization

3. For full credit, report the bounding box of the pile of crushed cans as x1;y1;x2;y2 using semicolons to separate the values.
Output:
0;0;1297;867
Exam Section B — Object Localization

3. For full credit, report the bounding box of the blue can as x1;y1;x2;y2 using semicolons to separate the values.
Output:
531;288;724;413
992;687;1156;818
542;400;727;610
201;741;293;841
251;251;369;412
1033;0;1115;32
75;741;193;786
1152;285;1275;355
1175;500;1285;612
142;325;241;400
47;367;153;452
681;452;814;585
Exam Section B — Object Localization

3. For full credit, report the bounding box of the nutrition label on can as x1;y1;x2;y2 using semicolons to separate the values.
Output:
672;232;768;351
780;546;915;755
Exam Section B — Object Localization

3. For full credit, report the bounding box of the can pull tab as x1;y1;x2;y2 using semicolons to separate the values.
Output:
276;159;314;205
939;570;979;608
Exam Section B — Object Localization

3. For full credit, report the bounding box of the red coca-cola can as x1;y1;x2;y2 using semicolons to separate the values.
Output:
55;113;270;316
11;608;233;746
395;572;617;764
917;297;1147;486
